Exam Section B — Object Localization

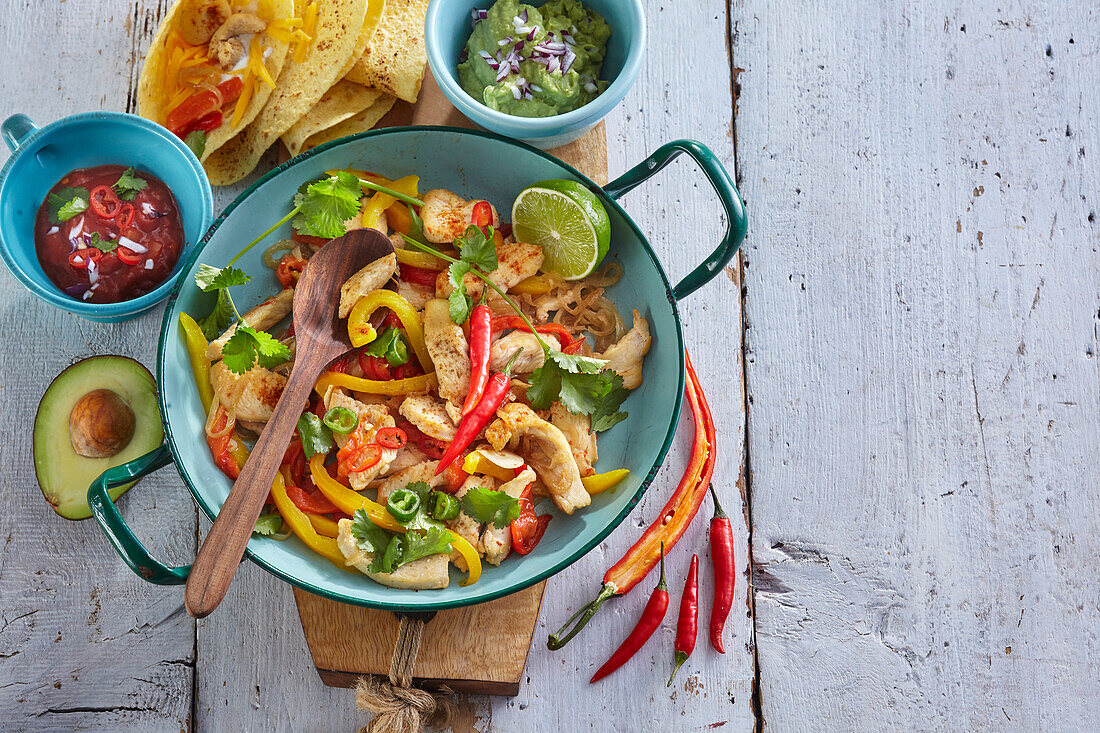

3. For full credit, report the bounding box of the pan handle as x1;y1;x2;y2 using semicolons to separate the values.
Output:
603;140;747;300
87;444;193;585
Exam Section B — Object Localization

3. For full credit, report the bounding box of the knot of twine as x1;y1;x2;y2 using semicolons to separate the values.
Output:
355;616;457;733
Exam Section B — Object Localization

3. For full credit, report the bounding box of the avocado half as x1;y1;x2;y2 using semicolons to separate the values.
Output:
33;356;164;520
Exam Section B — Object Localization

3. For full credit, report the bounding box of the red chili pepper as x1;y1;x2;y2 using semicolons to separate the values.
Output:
286;481;339;514
399;263;441;288
434;349;523;475
668;554;699;686
471;200;493;229
511;483;551;555
708;484;735;653
276;254;307;288
589;544;669;683
461;303;492;417
116;203;135;229
347;443;383;474
442;461;469;494
491;314;576;350
394;418;446;460
116;247;144;266
89;185;121;219
375;426;407;450
68;248;102;268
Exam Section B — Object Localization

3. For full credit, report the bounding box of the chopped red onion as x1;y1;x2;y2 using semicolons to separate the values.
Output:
511;85;522;100
459;48;469;62
527;25;539;40
530;83;543;92
519;9;528;22
547;56;561;74
496;63;510;82
563;33;576;45
47;226;59;236
514;40;525;51
68;217;84;246
118;235;147;253
471;7;487;26
86;259;99;286
479;50;499;70
144;259;154;270
64;283;87;298
583;81;598;93
562;48;576;73
497;35;514;46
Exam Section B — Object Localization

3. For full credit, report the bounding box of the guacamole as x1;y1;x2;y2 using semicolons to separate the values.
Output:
457;0;611;117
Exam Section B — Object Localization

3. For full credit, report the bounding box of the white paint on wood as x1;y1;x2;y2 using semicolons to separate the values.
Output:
735;1;1100;729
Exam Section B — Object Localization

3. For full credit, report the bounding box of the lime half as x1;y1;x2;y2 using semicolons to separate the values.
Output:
511;180;611;280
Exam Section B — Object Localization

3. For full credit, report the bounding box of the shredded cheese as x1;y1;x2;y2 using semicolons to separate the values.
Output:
294;2;318;63
248;35;276;88
231;72;255;128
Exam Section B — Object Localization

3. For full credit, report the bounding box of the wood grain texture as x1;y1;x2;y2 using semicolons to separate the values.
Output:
734;1;1100;729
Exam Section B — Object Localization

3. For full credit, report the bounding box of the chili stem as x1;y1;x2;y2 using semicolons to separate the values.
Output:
547;583;619;650
354;177;425;208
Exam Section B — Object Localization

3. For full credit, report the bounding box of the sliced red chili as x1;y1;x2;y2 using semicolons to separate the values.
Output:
375;426;407;450
359;352;392;380
68;250;89;269
399;263;442;288
116;247;143;266
348;443;383;473
442;461;470;494
89;185;121;219
116;203;135;229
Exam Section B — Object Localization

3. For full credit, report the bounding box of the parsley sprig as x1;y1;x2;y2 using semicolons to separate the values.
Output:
401;221;629;428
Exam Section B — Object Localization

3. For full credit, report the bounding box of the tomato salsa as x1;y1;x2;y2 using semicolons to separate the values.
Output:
35;164;185;303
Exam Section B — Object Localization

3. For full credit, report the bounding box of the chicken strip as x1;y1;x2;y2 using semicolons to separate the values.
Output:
598;309;651;390
378;444;428;477
337;519;450;590
489;331;560;374
376;460;445;505
550;403;597;476
323;388;398;488
481;468;536;566
338;252;397;318
420;189;500;244
210;362;286;425
399;394;457;441
494;404;590;514
206;288;294;360
423;298;470;404
448;475;492;570
434;240;544;301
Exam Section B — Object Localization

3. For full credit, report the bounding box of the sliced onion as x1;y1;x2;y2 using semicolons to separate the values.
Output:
562;48;577;73
476;448;526;470
144;259;154;270
527;25;539;40
47;226;59;236
263;239;296;269
118;235;147;253
68;217;84;246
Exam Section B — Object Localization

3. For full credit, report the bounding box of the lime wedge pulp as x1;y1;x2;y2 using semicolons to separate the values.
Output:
511;180;611;280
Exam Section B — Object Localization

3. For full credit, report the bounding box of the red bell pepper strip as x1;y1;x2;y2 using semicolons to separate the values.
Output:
206;405;242;480
511;483;551;555
708;484;735;652
276;254;307;288
286;481;339;514
589;544;669;683
291;232;331;248
167;77;242;137
490;314;576;350
461;303;492;417
434;349;523;475
471;200;493;229
548;352;715;650
399;263;442;288
668;554;699;686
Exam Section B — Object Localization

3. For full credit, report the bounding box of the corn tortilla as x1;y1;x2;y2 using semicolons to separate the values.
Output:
281;81;383;156
299;93;397;151
343;0;428;103
137;0;294;161
204;0;369;185
338;0;387;78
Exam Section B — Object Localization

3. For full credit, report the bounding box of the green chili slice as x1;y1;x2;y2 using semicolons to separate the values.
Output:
323;406;358;435
386;488;422;524
430;491;460;521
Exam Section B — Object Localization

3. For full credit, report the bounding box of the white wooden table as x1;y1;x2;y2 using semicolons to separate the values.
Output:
2;0;1095;730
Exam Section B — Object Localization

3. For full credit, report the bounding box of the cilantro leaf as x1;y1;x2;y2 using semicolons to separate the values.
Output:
296;412;334;460
292;172;362;239
557;369;609;416
252;513;283;536
350;508;392;554
549;349;605;374
447;262;473;323
363;327;410;366
400;526;454;564
184;130;206;159
198;288;235;340
112;167;147;201
87;232;118;253
369;536;404;574
47;186;89;224
526;359;563;410
461;486;521;528
221;325;291;374
588;370;630;432
405;481;432;500
455;224;498;271
195;263;251;292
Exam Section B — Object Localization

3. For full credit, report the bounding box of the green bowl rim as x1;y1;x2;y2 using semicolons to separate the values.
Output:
156;124;686;611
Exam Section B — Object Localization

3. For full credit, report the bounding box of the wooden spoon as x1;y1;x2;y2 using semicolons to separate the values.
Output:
184;228;396;618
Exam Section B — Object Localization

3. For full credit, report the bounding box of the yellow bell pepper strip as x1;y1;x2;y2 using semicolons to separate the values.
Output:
346;289;432;367
362;175;419;230
179;312;215;411
463;452;518;482
309;455;482;586
582;469;630;495
395;247;447;270
325;169;426;208
510;274;555;296
315;370;438;398
307;513;341;539
270;471;350;569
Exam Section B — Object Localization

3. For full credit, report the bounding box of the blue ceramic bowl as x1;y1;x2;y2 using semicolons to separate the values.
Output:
88;127;746;610
426;0;646;149
0;112;214;322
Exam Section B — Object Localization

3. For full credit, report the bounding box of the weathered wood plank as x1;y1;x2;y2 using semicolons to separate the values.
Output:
0;2;195;731
734;1;1100;729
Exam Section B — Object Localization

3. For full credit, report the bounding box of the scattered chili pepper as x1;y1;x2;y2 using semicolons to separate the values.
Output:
434;349;523;475
276;254;307;288
68;248;102;269
511;482;551;555
89;185;121;219
442;461;470;494
461;302;492;417
589;544;669;683
291;232;331;248
386;488;422;524
668;554;699;686
548;352;715;650
491;314;577;351
323;406;358;435
116;203;135;229
708;484;735;653
430;491;460;521
347;443;383;473
116;247;144;266
399;263;441;288
375;426;407;450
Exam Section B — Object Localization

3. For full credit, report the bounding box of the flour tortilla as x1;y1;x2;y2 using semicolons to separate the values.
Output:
137;0;294;161
204;0;369;185
281;81;383;156
298;93;397;152
343;0;428;103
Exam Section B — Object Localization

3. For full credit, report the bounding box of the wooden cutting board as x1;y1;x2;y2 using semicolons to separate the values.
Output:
292;68;608;697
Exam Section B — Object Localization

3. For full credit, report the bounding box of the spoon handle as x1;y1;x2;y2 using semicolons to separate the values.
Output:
184;359;320;618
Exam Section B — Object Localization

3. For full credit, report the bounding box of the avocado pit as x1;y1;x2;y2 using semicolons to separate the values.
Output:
69;388;137;459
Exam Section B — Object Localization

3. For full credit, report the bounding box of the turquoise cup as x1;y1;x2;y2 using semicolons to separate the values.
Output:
0;112;214;322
